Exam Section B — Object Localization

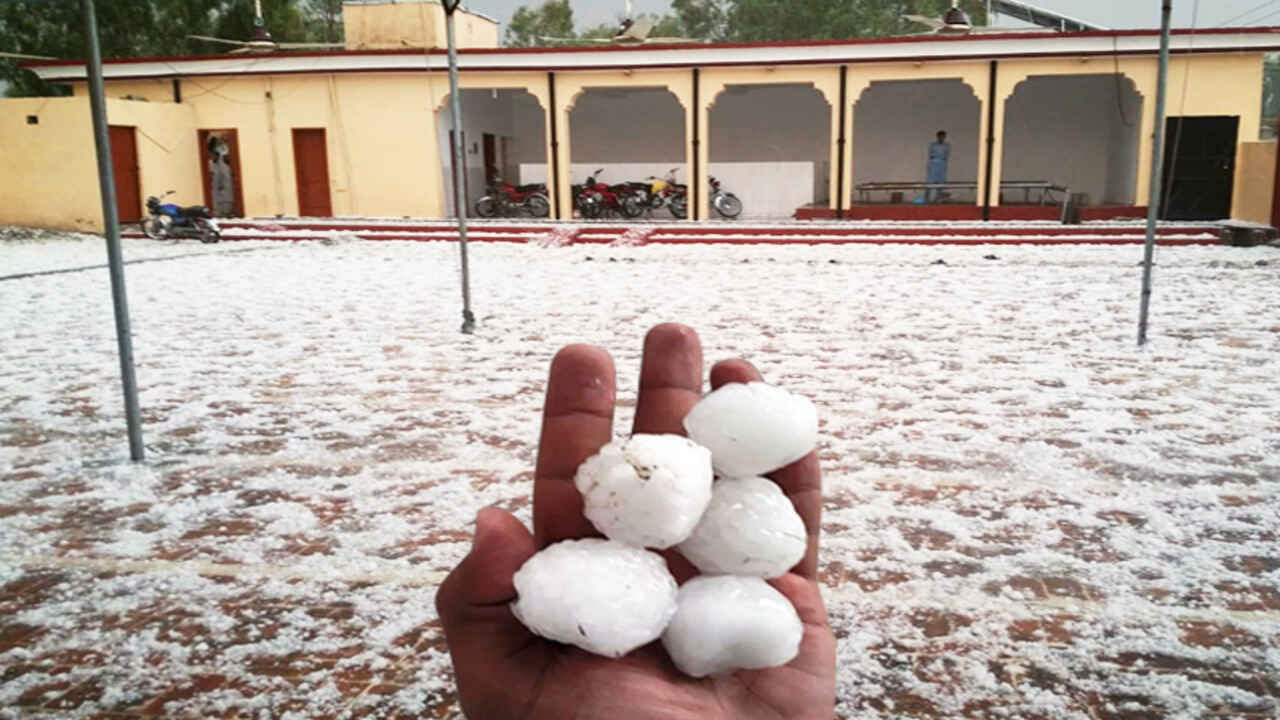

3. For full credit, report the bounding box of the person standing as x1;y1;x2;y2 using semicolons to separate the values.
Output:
926;130;950;203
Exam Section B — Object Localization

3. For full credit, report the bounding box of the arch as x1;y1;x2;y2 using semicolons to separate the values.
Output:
851;78;983;206
706;82;832;219
1000;73;1144;207
435;88;548;218
565;86;686;206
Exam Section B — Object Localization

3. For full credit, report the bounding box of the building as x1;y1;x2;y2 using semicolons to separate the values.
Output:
3;0;1278;231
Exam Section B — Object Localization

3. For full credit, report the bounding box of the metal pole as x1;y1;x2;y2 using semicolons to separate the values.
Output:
444;3;476;334
1138;0;1173;347
82;0;145;461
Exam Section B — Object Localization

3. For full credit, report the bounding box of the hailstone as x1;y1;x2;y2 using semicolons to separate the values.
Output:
574;434;714;548
511;538;677;658
682;382;818;478
661;575;803;678
678;476;807;578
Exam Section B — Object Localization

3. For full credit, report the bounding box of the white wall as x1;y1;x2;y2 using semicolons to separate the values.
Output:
709;83;832;211
1002;74;1143;206
852;79;982;197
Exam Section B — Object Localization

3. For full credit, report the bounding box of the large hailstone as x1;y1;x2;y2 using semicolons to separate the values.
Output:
511;539;677;658
574;434;713;549
682;382;818;478
678;476;807;578
661;575;803;678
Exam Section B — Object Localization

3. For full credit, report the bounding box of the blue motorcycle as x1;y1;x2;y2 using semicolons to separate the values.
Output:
141;190;221;243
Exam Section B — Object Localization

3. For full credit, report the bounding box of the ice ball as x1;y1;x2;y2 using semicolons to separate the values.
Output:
682;382;818;478
574;434;714;549
678;476;806;578
511;538;677;658
661;575;803;678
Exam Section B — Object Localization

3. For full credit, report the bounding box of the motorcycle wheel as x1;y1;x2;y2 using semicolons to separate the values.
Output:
669;196;688;219
579;195;603;219
141;216;169;240
714;192;743;219
621;195;645;219
199;225;220;244
526;194;550;218
474;196;498;218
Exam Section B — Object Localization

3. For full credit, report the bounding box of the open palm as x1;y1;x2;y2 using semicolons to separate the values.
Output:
435;324;836;719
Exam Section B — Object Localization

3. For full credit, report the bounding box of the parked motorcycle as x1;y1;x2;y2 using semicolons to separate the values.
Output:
140;191;221;243
574;169;643;219
644;168;688;218
475;179;550;218
708;176;743;219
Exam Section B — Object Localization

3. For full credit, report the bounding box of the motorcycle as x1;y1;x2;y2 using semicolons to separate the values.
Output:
140;191;221;243
475;179;550;218
574;169;643;219
708;176;743;219
644;168;688;218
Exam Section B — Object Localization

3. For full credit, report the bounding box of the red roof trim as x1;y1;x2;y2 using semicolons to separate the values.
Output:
43;45;1280;83
22;26;1280;68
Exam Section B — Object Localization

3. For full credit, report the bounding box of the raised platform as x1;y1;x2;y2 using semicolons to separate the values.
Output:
797;205;1151;222
129;217;1224;246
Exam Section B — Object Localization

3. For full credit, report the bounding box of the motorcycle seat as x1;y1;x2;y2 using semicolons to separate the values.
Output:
178;205;211;218
516;184;544;193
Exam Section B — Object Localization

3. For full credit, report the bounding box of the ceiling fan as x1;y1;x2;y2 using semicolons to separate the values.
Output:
903;2;1033;35
539;0;701;46
188;0;343;54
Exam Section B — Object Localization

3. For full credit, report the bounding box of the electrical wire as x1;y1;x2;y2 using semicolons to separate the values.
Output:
1242;5;1280;25
1217;0;1280;27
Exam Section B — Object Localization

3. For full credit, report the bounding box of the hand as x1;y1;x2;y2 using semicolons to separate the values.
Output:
435;324;836;719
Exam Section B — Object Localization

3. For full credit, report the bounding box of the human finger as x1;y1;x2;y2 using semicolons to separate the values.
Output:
631;323;704;436
533;344;616;547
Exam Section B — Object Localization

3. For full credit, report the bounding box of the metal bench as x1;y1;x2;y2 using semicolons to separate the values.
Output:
855;180;1069;206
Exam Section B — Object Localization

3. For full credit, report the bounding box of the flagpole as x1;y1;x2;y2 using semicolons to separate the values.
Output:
82;0;145;460
443;0;476;334
1138;0;1173;347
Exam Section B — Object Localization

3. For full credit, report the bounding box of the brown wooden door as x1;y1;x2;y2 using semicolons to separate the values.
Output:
109;125;141;223
483;132;497;184
292;128;332;217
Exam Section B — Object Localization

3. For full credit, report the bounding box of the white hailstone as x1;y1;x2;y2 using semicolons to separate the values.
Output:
678;476;807;578
574;434;714;549
661;575;803;678
511;538;677;658
682;382;818;478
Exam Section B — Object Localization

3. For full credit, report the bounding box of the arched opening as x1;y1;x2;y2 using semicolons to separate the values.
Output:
567;87;685;217
1002;74;1143;208
851;79;981;209
707;83;831;220
436;88;546;218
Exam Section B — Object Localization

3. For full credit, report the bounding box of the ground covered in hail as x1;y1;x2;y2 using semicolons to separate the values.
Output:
1;232;1277;719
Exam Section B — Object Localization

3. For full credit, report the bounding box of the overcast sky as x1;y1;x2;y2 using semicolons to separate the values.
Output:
463;0;1280;36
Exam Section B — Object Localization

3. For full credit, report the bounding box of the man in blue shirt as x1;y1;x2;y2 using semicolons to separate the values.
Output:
926;130;950;203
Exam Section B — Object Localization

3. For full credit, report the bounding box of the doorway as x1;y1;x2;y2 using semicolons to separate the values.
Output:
199;129;245;217
292;128;333;217
1161;116;1239;220
108;125;141;223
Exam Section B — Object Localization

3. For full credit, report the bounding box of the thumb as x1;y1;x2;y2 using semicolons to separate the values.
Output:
435;507;538;654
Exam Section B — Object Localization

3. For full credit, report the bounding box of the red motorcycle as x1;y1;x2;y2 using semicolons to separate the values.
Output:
574;169;643;219
475;178;550;218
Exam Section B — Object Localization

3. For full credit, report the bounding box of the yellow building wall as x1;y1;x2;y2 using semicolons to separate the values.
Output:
343;2;498;50
1235;140;1275;224
993;52;1264;216
0;96;199;232
28;48;1269;225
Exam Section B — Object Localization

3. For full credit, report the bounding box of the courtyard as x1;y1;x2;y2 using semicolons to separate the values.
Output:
1;230;1278;718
